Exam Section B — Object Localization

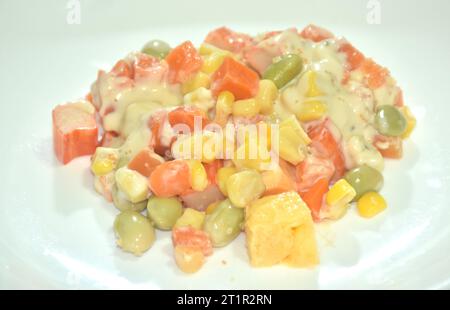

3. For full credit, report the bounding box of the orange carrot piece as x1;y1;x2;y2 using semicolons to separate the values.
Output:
128;148;165;177
211;57;259;100
148;160;191;197
168;106;209;132
166;41;203;84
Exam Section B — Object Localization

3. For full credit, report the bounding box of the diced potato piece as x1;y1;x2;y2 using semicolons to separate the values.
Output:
115;167;149;203
91;147;120;176
182;72;211;94
245;191;319;267
226;170;265;208
174;208;206;230
278;115;311;165
216;166;237;196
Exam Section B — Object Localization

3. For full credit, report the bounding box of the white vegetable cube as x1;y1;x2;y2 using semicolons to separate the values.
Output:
115;167;149;203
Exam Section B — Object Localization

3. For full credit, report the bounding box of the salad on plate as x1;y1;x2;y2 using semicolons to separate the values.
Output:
52;25;416;273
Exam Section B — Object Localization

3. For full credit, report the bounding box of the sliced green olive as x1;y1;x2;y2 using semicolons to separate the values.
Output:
112;186;147;212
344;165;384;200
147;197;183;230
262;54;303;89
114;211;155;255
141;40;171;59
203;199;245;247
375;105;407;136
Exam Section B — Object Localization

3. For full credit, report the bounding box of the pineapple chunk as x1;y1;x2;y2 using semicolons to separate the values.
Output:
277;116;311;165
245;191;319;267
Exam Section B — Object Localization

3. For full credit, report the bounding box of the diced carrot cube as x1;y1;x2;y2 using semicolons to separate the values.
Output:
211;57;259;100
166;41;203;84
128;148;165;177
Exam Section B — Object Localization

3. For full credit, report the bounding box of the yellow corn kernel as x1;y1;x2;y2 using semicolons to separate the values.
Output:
199;43;229;56
174;208;206;230
278;115;311;165
172;133;218;164
187;160;208;192
256;79;278;115
91;147;120;176
214;91;235;126
174;245;205;274
182;72;211;94
202;52;228;74
326;179;356;207
305;71;323;97
297;100;327;122
357;192;387;218
216;166;237;196
232;98;260;117
115;167;149;203
226;170;266;208
206;201;220;215
400;106;416;139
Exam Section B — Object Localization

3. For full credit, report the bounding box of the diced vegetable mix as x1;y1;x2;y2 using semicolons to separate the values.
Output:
52;25;416;273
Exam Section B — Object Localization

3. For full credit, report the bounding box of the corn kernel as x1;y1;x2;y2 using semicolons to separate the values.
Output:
115;167;149;203
232;98;260;117
297;100;327;122
174;208;206;230
91;147;120;176
400;106;416;139
256;80;278;115
202;52;228;74
305;71;323;97
172;133;219;163
174;245;205;274
226;170;266;208
216;166;237;195
187;160;208;192
326;179;356;206
182;72;211;94
357;191;387;218
278;115;311;165
214;91;234;126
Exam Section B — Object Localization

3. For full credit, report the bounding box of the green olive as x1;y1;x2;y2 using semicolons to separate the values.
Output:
141;40;171;59
147;197;183;230
375;105;407;136
262;54;303;89
114;210;155;255
112;186;147;212
344;165;384;200
203;199;245;247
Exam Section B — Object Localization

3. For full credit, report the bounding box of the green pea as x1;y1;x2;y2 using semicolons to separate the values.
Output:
203;199;245;247
262;54;303;89
375;105;407;137
112;186;147;212
141;40;171;59
344;165;384;200
147;197;183;230
114;210;155;255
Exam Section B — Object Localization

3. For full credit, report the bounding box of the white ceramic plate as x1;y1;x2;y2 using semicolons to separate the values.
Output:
1;0;450;289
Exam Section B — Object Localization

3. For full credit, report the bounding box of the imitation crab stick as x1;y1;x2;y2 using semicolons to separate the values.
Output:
127;148;165;178
52;101;98;164
299;178;329;221
300;24;334;42
204;27;253;54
